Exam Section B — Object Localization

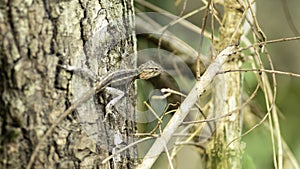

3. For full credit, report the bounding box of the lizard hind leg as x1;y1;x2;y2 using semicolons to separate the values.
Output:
58;64;98;82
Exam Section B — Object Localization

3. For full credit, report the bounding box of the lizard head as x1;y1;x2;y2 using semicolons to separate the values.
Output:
138;60;162;80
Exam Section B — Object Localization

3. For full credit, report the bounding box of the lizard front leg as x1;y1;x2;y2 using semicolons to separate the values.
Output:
103;87;125;122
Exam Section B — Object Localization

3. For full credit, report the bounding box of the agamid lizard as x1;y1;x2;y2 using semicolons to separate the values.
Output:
26;60;162;169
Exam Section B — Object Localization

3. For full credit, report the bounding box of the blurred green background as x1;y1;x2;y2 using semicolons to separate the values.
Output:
248;0;300;168
136;0;300;168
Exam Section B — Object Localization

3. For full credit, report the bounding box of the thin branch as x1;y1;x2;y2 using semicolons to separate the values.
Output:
135;0;213;40
196;0;212;79
237;36;300;52
241;30;299;169
183;83;259;125
157;0;189;62
264;48;281;169
101;137;155;164
144;101;163;123
135;13;210;66
136;46;236;169
164;141;174;169
221;68;300;78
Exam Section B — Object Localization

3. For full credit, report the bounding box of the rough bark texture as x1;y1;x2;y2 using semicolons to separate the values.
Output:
206;1;244;169
0;0;136;168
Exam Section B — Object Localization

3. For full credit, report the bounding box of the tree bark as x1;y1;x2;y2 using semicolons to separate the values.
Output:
206;1;244;169
0;0;136;168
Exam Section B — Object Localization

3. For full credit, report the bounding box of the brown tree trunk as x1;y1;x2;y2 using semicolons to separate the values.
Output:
0;0;136;168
